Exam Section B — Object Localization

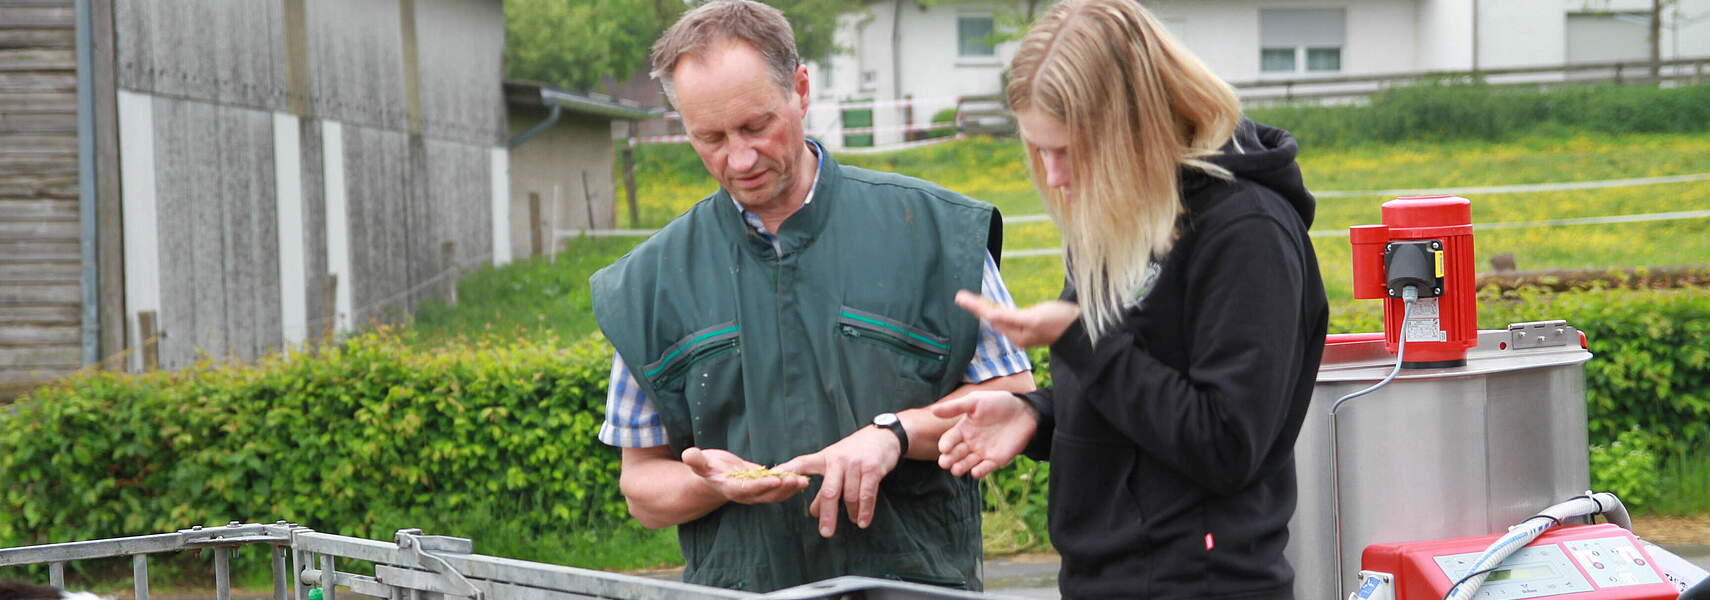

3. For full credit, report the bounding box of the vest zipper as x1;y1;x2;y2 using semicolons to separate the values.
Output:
839;325;947;363
652;338;740;387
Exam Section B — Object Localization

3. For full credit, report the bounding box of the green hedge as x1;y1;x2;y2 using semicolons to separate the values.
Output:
1326;285;1710;451
0;330;623;551
982;285;1710;527
1248;82;1710;149
4;286;1703;556
1326;285;1710;509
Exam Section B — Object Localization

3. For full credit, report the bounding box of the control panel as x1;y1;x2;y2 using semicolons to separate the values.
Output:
1362;523;1678;600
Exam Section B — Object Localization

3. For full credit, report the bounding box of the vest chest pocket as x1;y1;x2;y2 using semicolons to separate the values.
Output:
835;307;951;416
643;324;742;449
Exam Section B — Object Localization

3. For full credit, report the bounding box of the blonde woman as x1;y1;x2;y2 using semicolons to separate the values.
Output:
932;0;1329;597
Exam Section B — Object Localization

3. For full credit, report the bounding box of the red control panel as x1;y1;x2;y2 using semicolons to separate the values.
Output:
1362;524;1677;600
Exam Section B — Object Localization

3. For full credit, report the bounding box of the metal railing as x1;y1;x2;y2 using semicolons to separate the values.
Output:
0;522;999;600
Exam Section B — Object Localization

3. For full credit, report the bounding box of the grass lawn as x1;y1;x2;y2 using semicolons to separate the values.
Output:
419;131;1710;340
624;132;1710;307
409;237;639;346
408;132;1709;546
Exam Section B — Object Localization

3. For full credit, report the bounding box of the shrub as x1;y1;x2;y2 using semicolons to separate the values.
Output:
6;283;1703;561
1249;82;1710;150
1006;285;1710;518
1589;426;1663;510
0;330;625;551
1331;285;1710;452
922;108;959;140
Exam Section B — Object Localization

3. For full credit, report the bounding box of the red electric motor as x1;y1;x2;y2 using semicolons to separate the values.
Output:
1348;196;1477;368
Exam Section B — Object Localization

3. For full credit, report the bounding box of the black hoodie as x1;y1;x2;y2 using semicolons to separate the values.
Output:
1021;120;1328;599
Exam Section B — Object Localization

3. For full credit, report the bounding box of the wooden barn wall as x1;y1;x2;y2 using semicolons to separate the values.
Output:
148;96;281;367
0;0;82;389
98;0;503;367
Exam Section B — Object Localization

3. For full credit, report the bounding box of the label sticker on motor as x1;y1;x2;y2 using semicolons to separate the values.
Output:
1404;298;1447;342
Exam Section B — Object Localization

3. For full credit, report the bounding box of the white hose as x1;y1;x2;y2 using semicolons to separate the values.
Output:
1444;492;1629;600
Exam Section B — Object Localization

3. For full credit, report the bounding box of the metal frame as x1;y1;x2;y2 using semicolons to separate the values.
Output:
0;522;1001;600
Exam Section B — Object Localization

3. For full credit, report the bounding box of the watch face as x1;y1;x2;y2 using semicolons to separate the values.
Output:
874;413;899;427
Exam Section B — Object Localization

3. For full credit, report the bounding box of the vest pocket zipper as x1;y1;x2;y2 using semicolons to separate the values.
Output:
644;324;741;388
652;338;739;387
837;308;950;364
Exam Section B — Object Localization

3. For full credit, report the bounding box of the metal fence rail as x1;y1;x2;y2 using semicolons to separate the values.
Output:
0;522;998;600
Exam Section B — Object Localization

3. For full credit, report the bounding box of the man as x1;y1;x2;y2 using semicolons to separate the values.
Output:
589;0;1035;593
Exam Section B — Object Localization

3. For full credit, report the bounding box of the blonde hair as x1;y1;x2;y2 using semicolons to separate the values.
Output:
1008;0;1241;342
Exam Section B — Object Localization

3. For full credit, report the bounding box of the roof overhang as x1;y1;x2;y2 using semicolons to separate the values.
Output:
504;80;663;122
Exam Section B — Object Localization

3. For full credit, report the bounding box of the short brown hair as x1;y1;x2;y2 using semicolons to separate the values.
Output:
649;0;800;103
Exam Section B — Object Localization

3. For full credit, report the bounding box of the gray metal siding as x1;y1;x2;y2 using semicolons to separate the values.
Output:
298;118;328;334
305;0;407;131
115;0;287;111
149;96;281;368
1;0;513;386
414;0;504;146
0;0;82;390
75;0;503;377
341;124;411;326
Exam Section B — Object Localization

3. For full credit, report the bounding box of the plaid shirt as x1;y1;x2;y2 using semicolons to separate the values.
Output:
598;142;1031;448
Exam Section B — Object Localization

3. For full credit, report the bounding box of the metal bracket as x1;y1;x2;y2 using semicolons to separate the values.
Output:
178;522;291;547
394;529;482;600
1508;320;1578;350
1351;570;1395;600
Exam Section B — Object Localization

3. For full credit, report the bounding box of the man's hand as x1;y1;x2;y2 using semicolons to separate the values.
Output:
955;290;1080;348
932;390;1038;479
773;426;902;538
681;447;810;505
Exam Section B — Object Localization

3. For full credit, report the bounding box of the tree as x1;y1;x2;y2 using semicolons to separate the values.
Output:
504;0;856;94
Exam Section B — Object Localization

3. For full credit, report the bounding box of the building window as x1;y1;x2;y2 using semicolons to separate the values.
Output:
1307;47;1342;72
1261;48;1296;73
1260;9;1345;75
1564;12;1651;65
860;70;877;91
958;16;995;57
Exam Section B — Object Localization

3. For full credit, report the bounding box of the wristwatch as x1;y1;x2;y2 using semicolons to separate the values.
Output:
872;412;909;458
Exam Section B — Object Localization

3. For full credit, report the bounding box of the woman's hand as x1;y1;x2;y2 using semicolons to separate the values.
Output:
931;390;1038;479
955;290;1080;348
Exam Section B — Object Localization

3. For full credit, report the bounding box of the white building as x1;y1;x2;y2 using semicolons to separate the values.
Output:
806;0;1710;148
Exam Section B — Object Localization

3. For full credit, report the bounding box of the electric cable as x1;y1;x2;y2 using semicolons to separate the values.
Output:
1328;285;1419;599
1331;285;1420;416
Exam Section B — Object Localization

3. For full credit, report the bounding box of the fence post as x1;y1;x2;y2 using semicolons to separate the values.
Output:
215;546;232;600
1614;63;1623;84
138;310;159;370
273;545;291;600
581;169;597;231
440;241;457;306
322;273;338;338
320;554;337;600
49;562;64;589
902;94;915;141
133;554;150;600
529;192;544;258
624;124;639;228
293;549;309;600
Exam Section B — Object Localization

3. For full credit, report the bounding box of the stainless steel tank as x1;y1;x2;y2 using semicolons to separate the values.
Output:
1288;322;1593;599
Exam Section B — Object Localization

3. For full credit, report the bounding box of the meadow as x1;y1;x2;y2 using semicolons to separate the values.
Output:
400;99;1710;562
559;130;1710;323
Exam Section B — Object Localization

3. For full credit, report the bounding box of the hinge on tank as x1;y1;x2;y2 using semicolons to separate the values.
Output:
1507;320;1578;350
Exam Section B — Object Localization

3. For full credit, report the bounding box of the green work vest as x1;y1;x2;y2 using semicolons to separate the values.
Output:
590;150;1001;592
